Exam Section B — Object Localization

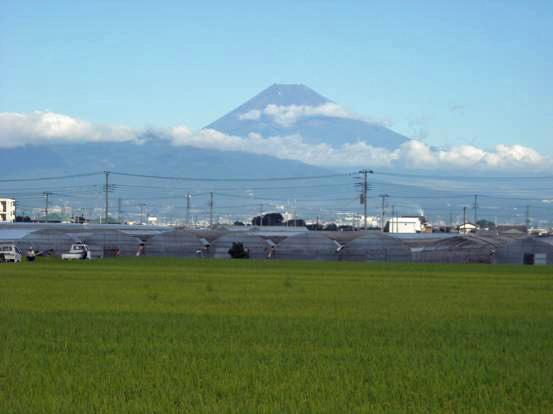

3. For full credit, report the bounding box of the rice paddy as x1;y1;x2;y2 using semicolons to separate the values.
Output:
1;258;552;413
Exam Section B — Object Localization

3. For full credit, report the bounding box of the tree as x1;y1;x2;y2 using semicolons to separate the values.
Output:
476;219;496;230
323;223;338;231
15;216;32;223
252;213;284;226
262;213;283;226
285;219;306;227
228;242;250;259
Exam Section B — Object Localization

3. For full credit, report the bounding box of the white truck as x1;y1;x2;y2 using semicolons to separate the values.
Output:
61;243;91;260
0;243;22;263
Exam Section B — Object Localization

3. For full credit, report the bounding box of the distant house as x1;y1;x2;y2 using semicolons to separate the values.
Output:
0;198;16;222
458;223;477;234
385;217;423;233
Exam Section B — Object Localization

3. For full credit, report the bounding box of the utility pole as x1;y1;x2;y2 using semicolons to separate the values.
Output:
463;206;467;234
138;203;146;225
391;205;396;233
118;198;122;223
526;205;530;230
209;192;214;229
103;170;110;224
473;194;478;227
379;194;389;232
356;169;373;230
43;192;52;222
259;203;263;227
186;194;191;227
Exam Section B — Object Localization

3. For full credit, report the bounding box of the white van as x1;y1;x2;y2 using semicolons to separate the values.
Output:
61;243;91;260
0;243;22;263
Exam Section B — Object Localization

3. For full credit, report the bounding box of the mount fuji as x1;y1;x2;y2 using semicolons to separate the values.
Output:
206;84;408;149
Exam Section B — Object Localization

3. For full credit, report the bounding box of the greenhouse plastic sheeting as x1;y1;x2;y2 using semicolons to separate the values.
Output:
145;230;203;257
82;230;142;258
413;234;512;264
495;236;553;265
273;232;339;260
340;231;412;262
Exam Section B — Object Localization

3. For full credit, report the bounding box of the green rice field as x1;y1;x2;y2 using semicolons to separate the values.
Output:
1;258;552;413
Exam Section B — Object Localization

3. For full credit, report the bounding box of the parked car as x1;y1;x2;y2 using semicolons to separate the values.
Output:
0;243;22;263
61;243;91;260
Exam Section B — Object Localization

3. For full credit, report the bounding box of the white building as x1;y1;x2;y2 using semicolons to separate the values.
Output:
458;223;478;234
0;198;16;222
386;217;422;233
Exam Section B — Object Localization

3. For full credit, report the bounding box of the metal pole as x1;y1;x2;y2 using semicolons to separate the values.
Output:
260;203;263;227
209;192;213;229
43;192;51;222
118;198;122;223
379;194;389;232
463;206;467;234
139;203;145;225
526;205;530;230
473;194;478;227
104;171;110;224
356;169;373;230
186;194;191;227
363;170;368;230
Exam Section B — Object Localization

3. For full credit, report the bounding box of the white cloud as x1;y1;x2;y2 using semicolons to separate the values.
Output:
1;110;549;171
237;102;375;127
263;103;354;126
238;109;261;121
0;111;137;147
169;126;549;170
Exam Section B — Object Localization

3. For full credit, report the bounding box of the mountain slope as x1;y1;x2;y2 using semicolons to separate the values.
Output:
0;141;332;179
206;84;409;149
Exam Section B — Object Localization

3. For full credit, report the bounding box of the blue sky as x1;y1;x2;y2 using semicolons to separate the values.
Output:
1;0;552;153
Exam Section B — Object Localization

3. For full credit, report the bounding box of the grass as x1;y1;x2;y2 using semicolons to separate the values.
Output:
1;258;552;413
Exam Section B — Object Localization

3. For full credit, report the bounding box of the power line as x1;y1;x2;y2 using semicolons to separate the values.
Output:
0;172;103;183
373;170;553;180
110;171;354;182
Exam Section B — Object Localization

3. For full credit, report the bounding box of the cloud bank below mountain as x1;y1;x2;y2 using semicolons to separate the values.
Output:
238;102;363;127
1;110;548;171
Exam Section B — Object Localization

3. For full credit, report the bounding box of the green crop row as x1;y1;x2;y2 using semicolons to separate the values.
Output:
1;258;552;413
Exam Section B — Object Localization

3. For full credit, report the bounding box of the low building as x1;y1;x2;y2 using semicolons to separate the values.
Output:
385;217;422;233
0;198;16;222
458;223;477;234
